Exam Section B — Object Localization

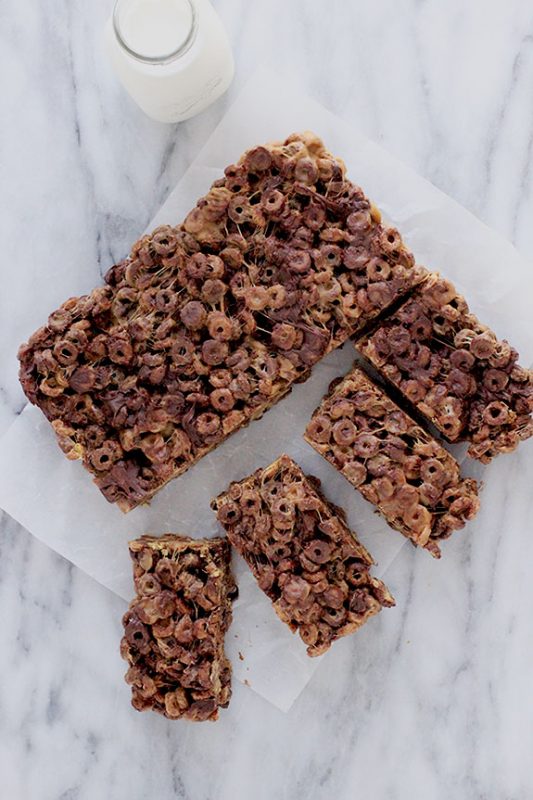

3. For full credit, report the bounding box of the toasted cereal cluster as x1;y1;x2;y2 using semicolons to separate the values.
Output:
121;535;237;721
356;273;533;462
18;132;425;511
211;455;394;656
305;367;480;557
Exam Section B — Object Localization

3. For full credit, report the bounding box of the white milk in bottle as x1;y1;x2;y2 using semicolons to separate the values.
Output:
105;0;234;123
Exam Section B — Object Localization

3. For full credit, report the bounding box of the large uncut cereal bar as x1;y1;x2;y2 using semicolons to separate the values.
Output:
121;535;236;721
357;273;533;463
18;132;426;511
305;367;480;557
211;454;395;656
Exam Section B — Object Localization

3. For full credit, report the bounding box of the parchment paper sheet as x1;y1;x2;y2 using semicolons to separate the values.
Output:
1;69;531;712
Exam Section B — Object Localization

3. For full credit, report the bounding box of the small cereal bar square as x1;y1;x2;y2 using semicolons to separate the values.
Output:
121;535;237;721
305;366;480;557
212;455;394;656
356;272;533;462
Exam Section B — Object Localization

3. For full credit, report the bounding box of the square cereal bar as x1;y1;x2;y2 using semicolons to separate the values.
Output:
305;366;480;557
356;272;533;462
121;535;236;721
211;454;394;656
18;132;425;511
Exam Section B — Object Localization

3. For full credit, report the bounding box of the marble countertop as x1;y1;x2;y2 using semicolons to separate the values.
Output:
2;1;533;798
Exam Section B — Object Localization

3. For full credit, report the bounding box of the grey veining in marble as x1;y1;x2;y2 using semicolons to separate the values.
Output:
1;1;533;798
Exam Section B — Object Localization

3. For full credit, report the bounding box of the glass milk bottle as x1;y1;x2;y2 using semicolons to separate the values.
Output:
105;0;234;123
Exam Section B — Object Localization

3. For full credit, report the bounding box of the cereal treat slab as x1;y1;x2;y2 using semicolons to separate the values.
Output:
121;535;237;721
18;132;426;511
357;273;533;463
305;367;480;557
211;454;394;656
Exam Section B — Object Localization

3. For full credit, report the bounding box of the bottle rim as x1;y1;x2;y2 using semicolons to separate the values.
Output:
112;0;198;65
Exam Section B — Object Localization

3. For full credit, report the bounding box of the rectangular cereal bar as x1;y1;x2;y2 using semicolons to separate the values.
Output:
18;132;425;511
304;366;480;557
121;535;237;721
356;272;533;462
211;454;394;656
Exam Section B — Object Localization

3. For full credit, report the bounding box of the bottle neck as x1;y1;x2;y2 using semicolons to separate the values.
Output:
112;0;199;65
